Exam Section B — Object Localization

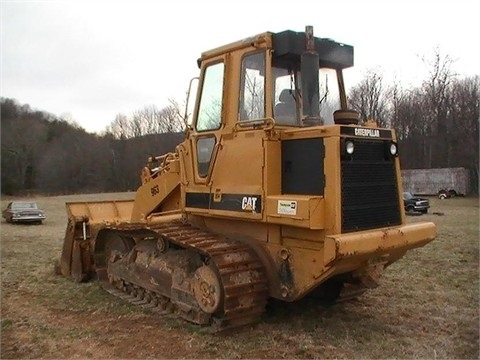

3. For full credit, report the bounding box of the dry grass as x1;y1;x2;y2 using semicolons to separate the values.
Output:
1;193;478;359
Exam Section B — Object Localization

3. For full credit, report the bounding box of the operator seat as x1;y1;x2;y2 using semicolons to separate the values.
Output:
274;89;297;124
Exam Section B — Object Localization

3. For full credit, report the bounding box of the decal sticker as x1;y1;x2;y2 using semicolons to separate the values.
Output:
341;126;392;139
242;196;258;212
354;128;380;137
186;193;262;213
277;200;297;215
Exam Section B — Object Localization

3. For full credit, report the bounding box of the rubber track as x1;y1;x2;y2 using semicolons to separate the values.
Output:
100;220;269;332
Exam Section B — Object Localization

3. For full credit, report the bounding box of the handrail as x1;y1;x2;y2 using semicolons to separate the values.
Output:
148;152;178;178
234;117;275;132
205;141;221;185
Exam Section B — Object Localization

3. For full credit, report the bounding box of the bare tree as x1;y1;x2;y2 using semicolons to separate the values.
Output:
420;48;456;167
348;69;391;127
106;102;184;139
164;98;186;132
106;113;131;139
448;76;480;192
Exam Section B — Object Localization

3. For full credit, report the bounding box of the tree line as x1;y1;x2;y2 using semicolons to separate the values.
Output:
1;51;478;195
0;99;184;195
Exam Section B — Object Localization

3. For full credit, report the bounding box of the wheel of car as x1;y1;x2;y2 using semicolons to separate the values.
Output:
406;205;414;212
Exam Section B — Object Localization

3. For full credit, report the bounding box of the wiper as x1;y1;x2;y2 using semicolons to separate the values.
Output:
319;73;328;105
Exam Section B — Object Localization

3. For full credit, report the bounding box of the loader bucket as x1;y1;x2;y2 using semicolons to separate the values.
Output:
59;200;134;282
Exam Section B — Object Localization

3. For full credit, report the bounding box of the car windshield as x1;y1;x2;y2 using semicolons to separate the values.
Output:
11;202;38;210
403;192;413;200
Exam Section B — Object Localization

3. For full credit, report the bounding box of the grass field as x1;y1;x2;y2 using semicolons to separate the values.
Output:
1;193;478;359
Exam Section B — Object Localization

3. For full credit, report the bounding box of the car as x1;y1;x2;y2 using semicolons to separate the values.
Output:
438;188;458;199
2;201;46;224
403;192;430;214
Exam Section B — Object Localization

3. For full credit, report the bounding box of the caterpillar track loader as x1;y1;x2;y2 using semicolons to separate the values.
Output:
59;26;436;331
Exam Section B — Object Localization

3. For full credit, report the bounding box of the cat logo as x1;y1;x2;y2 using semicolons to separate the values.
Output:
354;128;380;138
241;196;258;212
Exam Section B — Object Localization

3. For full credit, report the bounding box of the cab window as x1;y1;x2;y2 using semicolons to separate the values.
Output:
196;136;216;177
239;52;265;121
196;62;224;131
273;66;299;125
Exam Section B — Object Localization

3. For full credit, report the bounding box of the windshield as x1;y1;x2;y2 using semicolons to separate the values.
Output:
11;202;38;210
403;192;414;200
272;65;341;126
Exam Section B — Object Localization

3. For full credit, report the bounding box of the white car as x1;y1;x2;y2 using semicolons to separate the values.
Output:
2;201;46;224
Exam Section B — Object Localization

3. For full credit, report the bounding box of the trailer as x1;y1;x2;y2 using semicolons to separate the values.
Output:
401;167;470;197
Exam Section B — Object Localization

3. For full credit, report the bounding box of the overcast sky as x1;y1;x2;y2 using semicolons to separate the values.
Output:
1;0;479;134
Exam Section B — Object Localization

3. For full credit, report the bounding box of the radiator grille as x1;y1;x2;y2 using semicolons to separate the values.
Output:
341;140;401;233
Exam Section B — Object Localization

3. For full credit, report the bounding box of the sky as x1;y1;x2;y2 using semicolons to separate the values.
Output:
1;0;479;134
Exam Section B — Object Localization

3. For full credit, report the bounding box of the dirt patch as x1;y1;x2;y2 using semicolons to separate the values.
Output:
1;194;479;358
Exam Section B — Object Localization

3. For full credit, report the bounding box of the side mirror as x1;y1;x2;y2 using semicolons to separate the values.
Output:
183;77;199;131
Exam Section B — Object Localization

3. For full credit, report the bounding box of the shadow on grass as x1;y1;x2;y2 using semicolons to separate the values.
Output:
263;295;387;330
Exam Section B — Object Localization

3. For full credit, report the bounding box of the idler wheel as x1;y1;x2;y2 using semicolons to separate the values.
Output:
156;236;169;253
192;265;222;314
104;235;134;263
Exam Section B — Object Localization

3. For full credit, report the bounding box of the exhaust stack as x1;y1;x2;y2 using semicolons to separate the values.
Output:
301;25;321;126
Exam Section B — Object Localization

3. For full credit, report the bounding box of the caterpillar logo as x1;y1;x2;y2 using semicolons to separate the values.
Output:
242;196;258;212
354;128;380;137
341;126;392;139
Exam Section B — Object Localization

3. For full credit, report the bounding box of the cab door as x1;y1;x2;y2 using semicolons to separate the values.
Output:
184;49;268;217
184;60;225;211
204;50;267;219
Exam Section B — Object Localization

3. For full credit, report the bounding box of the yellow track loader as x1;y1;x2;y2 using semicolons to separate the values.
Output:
59;26;436;331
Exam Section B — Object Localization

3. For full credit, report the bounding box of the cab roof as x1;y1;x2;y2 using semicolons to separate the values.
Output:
199;29;353;70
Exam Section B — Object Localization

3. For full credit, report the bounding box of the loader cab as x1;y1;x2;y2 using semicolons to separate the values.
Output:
183;27;358;222
189;28;355;132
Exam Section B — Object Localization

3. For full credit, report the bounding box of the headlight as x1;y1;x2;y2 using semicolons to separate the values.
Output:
384;141;399;159
389;142;398;156
345;141;355;155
